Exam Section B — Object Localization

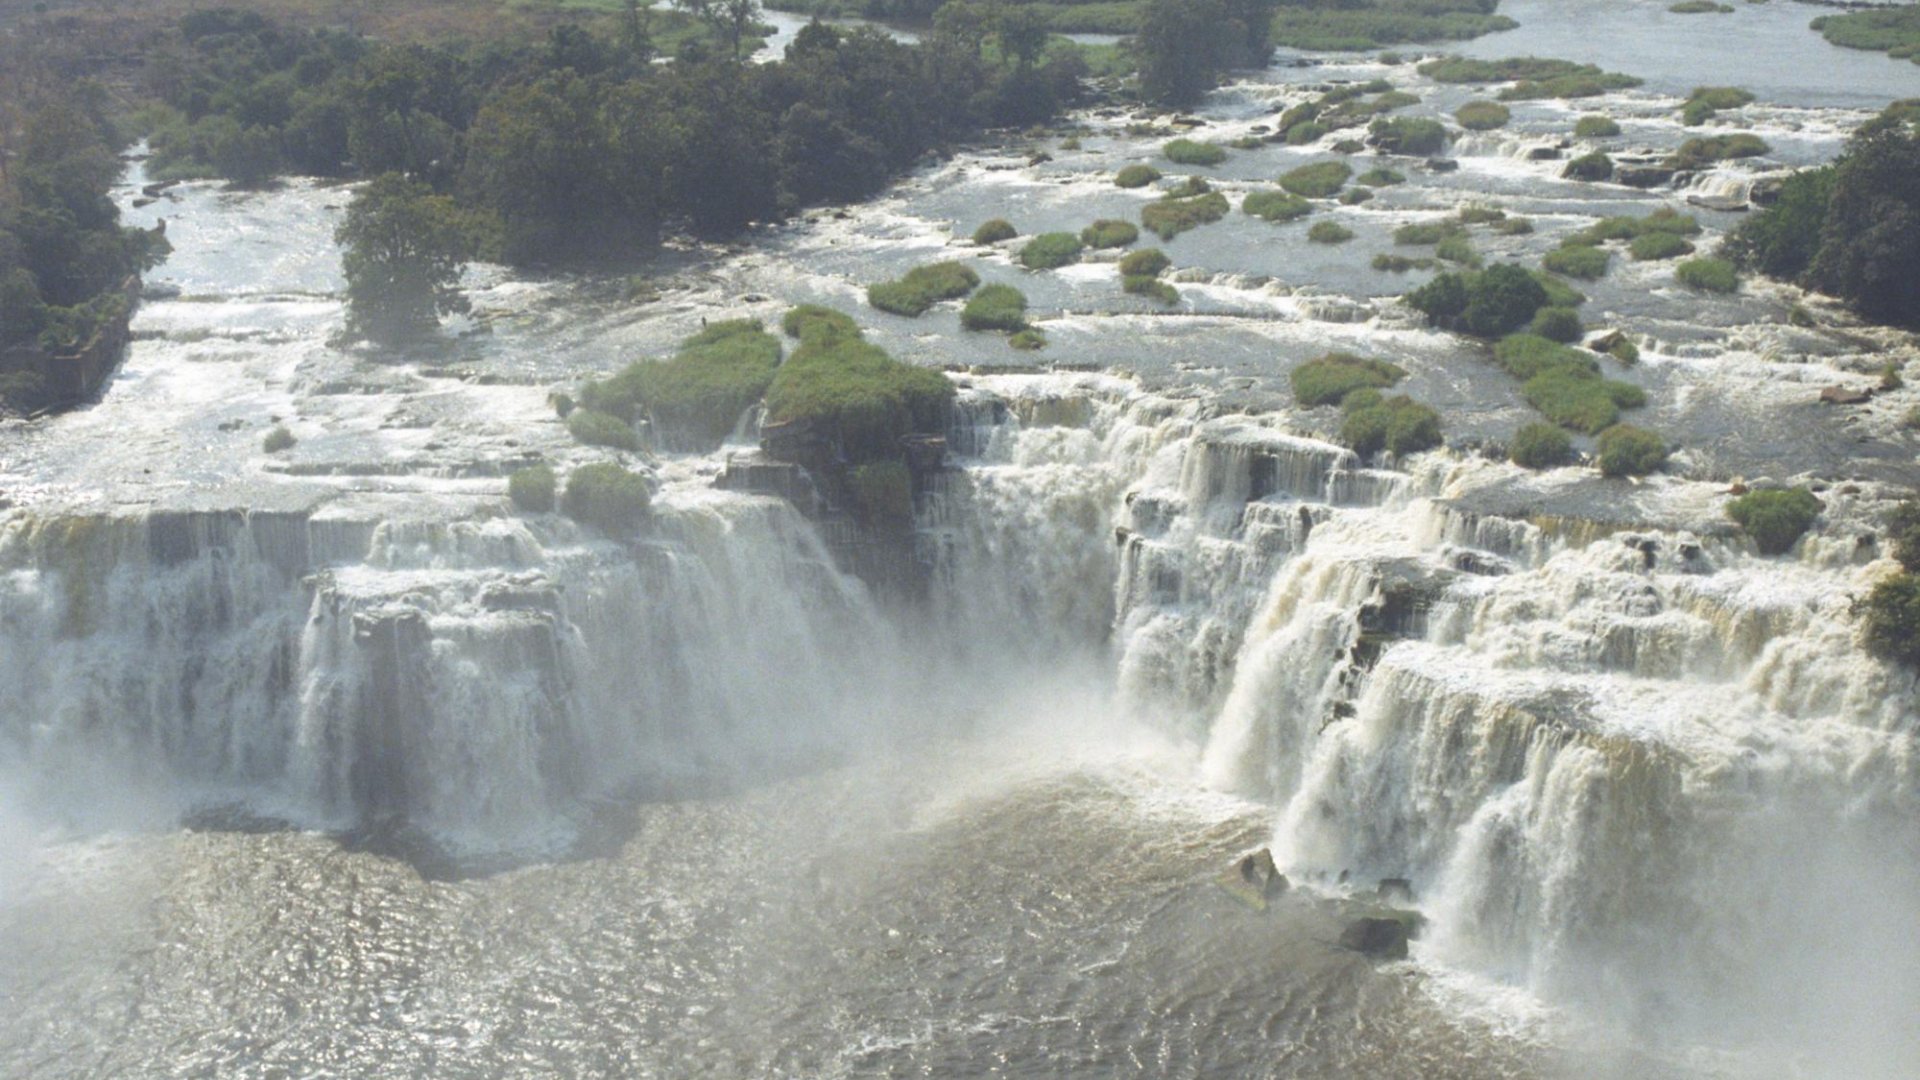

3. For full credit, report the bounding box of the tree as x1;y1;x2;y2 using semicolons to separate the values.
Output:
1808;116;1920;326
336;173;474;343
674;0;761;61
1135;0;1234;107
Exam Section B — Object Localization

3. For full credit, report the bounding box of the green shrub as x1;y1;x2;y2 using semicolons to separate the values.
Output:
783;305;862;345
1456;100;1511;130
1081;219;1140;249
1727;166;1836;280
1666;133;1770;170
579;320;783;450
1669;1;1733;13
568;408;640;450
1244;189;1314;222
1009;328;1049;350
564;462;652;534
1545;243;1611;280
1167;176;1213;197
1124;275;1180;304
1495;217;1536;235
961;284;1030;331
1019;232;1085;270
1341;188;1375;205
1341;393;1444;456
1280;161;1355;198
1523;368;1636;433
1164;138;1227;166
1574;115;1622;138
1509;422;1572;468
1309;221;1356;244
1563;151;1614;181
1121;248;1172;277
1609;336;1641;364
1863;573;1920;668
1394;221;1464;245
1291;352;1408;406
1285;121;1329;146
1630;232;1695;261
1676;257;1740;293
1461;264;1550;336
1596;424;1668;477
1436;234;1481;266
262;425;295;453
1456;206;1507;225
867;261;981;316
1530;306;1584;342
1142;192;1231;239
764;317;955;464
1727;486;1822;554
1370;116;1449;155
1373;253;1433;272
1681;86;1754;125
1494;334;1599;380
1406;271;1471;320
1356;167;1407;187
1332;138;1369;154
508;463;556;512
1115;164;1163;189
1532;271;1588;308
973;218;1018;244
1886;498;1920;571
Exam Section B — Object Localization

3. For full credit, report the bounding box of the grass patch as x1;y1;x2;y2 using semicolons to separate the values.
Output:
868;261;981;317
1669;1;1733;13
262;425;295;453
1544;244;1611;280
1629;232;1695;261
1124;275;1180;304
961;284;1030;331
1727;486;1822;554
568;408;641;451
1666;133;1770;170
1394;220;1464;245
1019;232;1086;270
1120;248;1171;277
973;219;1018;244
1291;352;1408;407
1309;221;1357;244
1509;422;1572;468
1676;257;1740;293
1597;424;1669;477
1164;139;1228;166
508;463;556;512
1373;253;1435;272
1436;234;1481;266
1115;164;1162;189
1370;116;1450;155
1494;333;1599;379
1281;161;1356;198
579;319;782;451
1813;6;1920;63
1269;5;1517;52
1142;192;1231;239
1356;167;1407;186
1420;56;1642;99
1563;151;1614;181
1456;100;1512;130
1574;115;1622;138
1340;393;1444;456
564;462;651;534
1082;219;1140;249
1530;306;1583;342
1245;189;1315;222
1009;328;1049;350
1523;367;1643;433
1683;86;1755;125
764;311;955;464
1456;206;1507;225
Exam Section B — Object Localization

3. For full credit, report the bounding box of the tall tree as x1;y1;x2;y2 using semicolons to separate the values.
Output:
336;172;474;343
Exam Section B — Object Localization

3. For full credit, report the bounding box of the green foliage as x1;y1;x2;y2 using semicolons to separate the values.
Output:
508;464;557;512
1167;176;1214;197
1523;367;1642;434
262;425;296;453
1369;116;1449;155
1728;166;1836;279
564;462;652;535
1115;164;1163;189
1682;86;1755;125
1813;5;1920;62
1570;208;1700;246
1727;487;1822;555
1280;161;1354;198
1244;189;1315;222
1019;231;1086;269
1563;151;1614;182
1164;138;1228;165
1495;217;1535;235
1134;0;1285;106
1862;573;1920;668
1456;100;1511;130
1436;234;1481;267
1669;1;1733;13
336;173;474;344
1596;424;1668;477
579;319;782;450
1666;133;1770;170
1509;422;1572;469
1120;248;1172;277
1123;275;1180;304
1803;114;1920;325
1630;231;1696;261
1341;188;1375;206
783;305;862;345
1356;167;1407;186
961;283;1031;331
1461;264;1551;337
1419;56;1642;99
1267;2;1515;52
1530;306;1584;342
973;218;1020;244
1887;498;1920;571
1309;221;1356;244
1394;221;1463;245
1676;257;1740;293
1291;352;1407;406
1340;393;1443;457
1456;206;1506;225
1009;328;1050;349
764;310;954;463
867;261;981;316
1286;121;1330;146
568;408;642;451
1574;115;1621;138
1081;219;1141;249
1372;253;1433;272
1141;192;1231;239
1545;244;1611;280
1493;334;1598;380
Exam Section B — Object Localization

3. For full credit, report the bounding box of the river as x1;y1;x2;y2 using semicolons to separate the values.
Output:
2;4;1917;1077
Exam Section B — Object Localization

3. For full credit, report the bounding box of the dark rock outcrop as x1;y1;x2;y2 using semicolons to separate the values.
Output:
1339;917;1411;959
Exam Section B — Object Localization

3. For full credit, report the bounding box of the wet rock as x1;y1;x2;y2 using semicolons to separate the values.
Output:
1587;329;1628;354
1376;878;1415;904
1424;157;1460;173
1820;385;1873;405
1028;152;1053;165
1526;145;1563;161
1687;194;1749;213
1339;917;1410;960
132;196;156;209
1237;848;1291;901
1616;165;1676;189
141;179;179;198
1750;175;1787;206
